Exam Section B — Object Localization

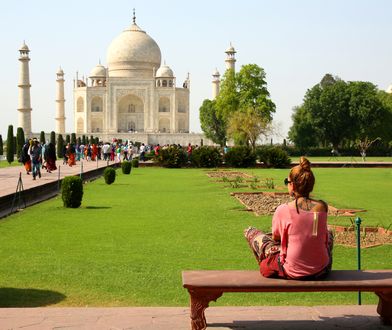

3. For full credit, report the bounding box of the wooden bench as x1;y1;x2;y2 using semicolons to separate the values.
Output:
182;270;392;330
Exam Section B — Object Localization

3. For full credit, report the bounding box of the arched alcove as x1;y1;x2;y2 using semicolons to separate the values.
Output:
91;96;103;112
118;94;144;132
77;97;84;112
159;118;170;133
159;97;170;113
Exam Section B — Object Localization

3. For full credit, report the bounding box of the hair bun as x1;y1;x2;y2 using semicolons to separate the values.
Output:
299;157;311;172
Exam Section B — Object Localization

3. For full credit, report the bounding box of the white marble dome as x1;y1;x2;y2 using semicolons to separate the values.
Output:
107;22;161;78
90;63;106;77
156;64;174;77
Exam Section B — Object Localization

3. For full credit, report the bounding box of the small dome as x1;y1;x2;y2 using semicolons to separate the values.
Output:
90;64;106;78
19;42;29;52
387;84;392;94
225;43;236;53
212;68;220;76
156;64;174;78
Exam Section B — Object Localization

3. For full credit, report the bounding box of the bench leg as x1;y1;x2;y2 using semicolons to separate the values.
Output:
188;289;223;330
375;291;392;325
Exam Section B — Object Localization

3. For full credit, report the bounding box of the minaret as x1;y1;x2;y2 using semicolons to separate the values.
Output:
17;41;32;135
225;42;236;71
212;68;220;99
55;67;66;134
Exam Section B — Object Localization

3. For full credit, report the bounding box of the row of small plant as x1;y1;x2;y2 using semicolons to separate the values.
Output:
222;175;275;189
62;161;135;208
154;145;291;168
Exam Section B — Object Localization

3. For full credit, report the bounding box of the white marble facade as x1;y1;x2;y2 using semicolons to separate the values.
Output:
73;15;190;137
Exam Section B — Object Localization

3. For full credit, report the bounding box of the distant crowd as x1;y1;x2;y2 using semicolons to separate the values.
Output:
19;139;203;180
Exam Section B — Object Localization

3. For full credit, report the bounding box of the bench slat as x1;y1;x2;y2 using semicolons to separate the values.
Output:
182;270;392;292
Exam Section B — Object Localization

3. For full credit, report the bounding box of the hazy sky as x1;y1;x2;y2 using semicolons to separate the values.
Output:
1;0;391;140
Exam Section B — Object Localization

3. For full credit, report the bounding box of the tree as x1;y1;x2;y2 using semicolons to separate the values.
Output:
71;133;76;145
199;99;227;146
236;64;276;121
213;64;275;146
65;134;70;144
40;131;46;144
16;127;25;159
77;136;81;145
0;134;3;155
288;106;319;150
227;108;270;150
57;134;64;159
82;135;86;145
6;125;14;164
50;131;56;145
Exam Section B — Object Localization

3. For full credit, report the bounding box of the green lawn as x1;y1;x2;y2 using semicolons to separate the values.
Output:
0;160;19;168
305;156;392;163
0;167;391;307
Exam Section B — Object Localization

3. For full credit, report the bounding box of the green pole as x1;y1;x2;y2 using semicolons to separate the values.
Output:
355;217;362;305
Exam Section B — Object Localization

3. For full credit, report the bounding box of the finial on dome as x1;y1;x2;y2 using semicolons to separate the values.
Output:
132;8;136;24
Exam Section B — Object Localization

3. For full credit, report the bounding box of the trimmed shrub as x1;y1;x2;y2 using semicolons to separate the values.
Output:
16;127;25;159
40;131;46;144
155;146;187;168
0;134;3;155
50;131;56;145
224;146;256;168
57;134;64;159
104;167;116;184
71;133;77;145
66;134;70;144
62;176;83;208
256;146;291;168
121;161;132;174
131;158;139;168
6;125;14;164
191;146;223;168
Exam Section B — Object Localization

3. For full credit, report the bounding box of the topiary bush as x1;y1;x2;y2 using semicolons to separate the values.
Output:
256;146;291;168
131;158;139;168
121;161;132;174
224;146;256;168
61;176;83;208
104;167;116;184
191;146;223;168
155;146;187;168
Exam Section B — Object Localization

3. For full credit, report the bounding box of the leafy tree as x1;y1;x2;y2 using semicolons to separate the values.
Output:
199;99;227;146
236;64;276;121
40;131;46;144
6;125;14;164
50;131;56;145
71;133;76;145
212;64;275;146
16;127;25;159
227;108;270;149
377;91;392;143
57;134;64;159
288;106;319;150
0;134;3;155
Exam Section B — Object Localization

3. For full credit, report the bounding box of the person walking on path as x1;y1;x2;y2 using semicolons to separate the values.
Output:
20;139;32;175
29;139;42;180
44;142;57;173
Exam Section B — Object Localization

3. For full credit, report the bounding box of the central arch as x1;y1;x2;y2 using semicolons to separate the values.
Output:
118;94;144;132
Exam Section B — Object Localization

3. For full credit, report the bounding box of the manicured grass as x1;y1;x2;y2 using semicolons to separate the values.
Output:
0;167;391;307
304;156;392;163
0;160;19;168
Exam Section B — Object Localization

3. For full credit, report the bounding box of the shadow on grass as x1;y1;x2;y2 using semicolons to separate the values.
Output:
85;206;112;209
0;287;66;307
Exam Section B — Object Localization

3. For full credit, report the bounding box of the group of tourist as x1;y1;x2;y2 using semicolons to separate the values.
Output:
19;138;57;180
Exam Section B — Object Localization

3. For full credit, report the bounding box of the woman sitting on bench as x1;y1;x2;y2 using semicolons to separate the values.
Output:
244;157;333;279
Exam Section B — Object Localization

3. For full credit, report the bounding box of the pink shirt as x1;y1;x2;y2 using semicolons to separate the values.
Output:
272;203;330;279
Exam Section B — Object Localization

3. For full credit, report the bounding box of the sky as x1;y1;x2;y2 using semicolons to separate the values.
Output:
1;0;391;141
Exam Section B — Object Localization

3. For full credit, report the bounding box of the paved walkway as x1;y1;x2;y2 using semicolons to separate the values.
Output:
0;305;388;329
0;159;111;198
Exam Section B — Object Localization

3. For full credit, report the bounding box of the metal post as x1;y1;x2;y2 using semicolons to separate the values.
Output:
57;166;61;191
355;217;362;305
80;161;83;180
